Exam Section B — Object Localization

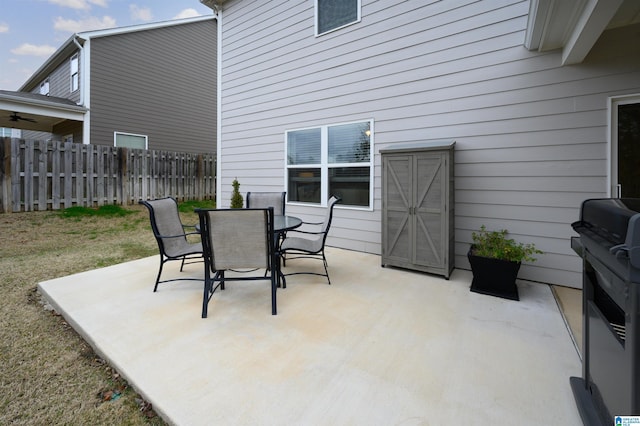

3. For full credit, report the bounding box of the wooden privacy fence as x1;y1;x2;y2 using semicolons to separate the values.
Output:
0;138;216;213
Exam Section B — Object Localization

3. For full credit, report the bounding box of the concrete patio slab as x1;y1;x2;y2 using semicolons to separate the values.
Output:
38;247;582;425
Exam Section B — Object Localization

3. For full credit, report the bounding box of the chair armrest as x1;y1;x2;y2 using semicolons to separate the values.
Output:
157;232;198;239
286;229;324;236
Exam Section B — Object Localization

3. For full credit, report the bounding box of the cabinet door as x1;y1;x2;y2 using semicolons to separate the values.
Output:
413;152;446;268
383;155;412;262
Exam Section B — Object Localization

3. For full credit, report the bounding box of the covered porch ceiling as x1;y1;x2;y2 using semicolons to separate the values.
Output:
0;91;86;133
525;0;640;65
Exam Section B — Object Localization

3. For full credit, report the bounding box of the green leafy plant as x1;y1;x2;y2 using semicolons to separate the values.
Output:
470;225;542;263
230;178;244;208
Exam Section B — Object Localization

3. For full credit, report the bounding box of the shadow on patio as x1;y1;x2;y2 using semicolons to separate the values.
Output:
38;247;581;425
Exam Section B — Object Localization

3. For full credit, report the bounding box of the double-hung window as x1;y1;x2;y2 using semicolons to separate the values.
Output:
315;0;361;36
286;120;373;208
70;54;79;92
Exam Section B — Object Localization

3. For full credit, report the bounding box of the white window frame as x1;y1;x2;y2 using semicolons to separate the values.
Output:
114;132;148;149
40;79;50;96
315;0;361;37
285;119;374;210
70;54;79;92
608;93;640;197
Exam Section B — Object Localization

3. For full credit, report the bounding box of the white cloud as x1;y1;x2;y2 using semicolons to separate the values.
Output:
10;43;57;57
47;0;108;10
48;0;90;10
0;23;8;33
173;8;202;19
130;5;153;22
54;15;117;33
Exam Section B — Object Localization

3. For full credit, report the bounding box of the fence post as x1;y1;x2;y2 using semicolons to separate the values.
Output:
0;138;10;213
118;147;129;206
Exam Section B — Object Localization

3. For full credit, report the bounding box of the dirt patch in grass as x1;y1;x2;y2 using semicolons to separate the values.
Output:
0;201;211;425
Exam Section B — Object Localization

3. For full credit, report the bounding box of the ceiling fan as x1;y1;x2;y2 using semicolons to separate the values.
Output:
9;112;37;123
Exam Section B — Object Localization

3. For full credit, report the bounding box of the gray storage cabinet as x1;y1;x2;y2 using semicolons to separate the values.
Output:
381;141;455;278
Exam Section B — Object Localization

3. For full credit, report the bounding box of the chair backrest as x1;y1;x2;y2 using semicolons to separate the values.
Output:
198;208;274;271
322;196;341;234
139;198;187;256
246;192;286;216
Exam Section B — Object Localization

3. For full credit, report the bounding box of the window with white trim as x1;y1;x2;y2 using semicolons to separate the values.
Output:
40;79;49;95
315;0;361;36
286;120;372;208
70;54;79;92
114;132;147;149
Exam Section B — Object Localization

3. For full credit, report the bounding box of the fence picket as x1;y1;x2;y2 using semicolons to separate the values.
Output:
0;138;216;212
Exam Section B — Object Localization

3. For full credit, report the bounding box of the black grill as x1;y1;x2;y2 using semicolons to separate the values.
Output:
571;198;640;426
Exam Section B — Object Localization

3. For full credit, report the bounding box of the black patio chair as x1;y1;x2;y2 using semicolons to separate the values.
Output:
246;191;287;270
139;198;203;292
246;191;286;215
280;196;341;285
196;207;278;317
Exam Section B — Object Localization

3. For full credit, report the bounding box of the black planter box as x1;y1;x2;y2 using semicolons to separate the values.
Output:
468;248;521;301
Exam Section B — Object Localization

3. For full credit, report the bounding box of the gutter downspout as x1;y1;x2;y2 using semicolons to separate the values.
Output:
72;35;91;145
216;8;222;208
201;1;222;206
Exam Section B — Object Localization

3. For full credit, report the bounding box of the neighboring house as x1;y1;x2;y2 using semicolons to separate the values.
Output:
0;15;217;154
0;127;21;138
203;0;640;289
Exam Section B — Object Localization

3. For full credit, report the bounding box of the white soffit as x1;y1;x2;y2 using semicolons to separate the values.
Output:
525;0;640;65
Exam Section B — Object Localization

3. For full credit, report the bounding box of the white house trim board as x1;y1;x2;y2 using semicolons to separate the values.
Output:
217;8;223;210
76;15;215;40
609;93;640;197
562;0;624;65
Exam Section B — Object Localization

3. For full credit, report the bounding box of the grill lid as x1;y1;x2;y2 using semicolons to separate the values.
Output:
572;198;640;269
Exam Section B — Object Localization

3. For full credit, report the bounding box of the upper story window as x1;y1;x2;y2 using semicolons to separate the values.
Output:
114;132;148;149
40;79;49;96
286;120;373;209
316;0;361;36
70;54;79;92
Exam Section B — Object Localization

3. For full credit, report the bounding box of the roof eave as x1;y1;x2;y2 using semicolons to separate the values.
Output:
525;0;625;65
18;15;216;93
19;35;80;92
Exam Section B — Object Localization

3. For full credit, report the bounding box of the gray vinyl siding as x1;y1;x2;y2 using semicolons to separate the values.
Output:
89;19;217;154
49;53;80;102
30;51;81;103
218;0;640;288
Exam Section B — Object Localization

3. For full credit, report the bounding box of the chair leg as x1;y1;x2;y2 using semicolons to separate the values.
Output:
322;252;331;285
153;257;165;292
202;272;210;318
271;272;277;315
180;256;186;272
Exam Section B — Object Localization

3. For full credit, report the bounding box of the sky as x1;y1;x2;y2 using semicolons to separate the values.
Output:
0;0;214;91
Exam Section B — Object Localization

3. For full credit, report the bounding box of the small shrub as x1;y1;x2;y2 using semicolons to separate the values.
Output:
230;178;244;208
470;225;543;263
